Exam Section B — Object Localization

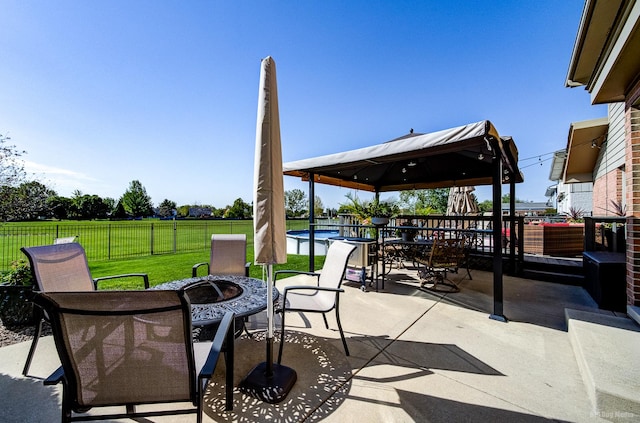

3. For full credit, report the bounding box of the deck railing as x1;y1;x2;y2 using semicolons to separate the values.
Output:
584;216;626;253
314;214;525;273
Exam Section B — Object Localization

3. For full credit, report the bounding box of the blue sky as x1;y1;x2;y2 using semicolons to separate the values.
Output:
1;0;606;209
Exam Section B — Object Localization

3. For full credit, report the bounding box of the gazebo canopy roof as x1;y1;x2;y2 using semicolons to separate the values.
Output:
283;120;523;192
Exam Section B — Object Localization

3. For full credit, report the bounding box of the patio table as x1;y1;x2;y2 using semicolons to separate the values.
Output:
152;275;278;338
384;238;433;269
384;232;479;287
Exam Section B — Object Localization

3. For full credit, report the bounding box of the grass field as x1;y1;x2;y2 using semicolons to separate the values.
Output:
1;219;318;284
89;250;325;289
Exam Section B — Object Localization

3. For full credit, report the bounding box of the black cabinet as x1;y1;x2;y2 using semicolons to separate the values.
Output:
583;252;626;312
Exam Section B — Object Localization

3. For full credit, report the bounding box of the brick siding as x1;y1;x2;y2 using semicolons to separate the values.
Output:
625;80;640;305
593;170;621;215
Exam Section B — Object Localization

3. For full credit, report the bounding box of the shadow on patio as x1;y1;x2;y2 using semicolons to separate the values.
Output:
0;264;614;422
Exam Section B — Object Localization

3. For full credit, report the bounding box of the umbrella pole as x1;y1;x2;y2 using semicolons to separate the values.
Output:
266;264;274;377
239;264;297;403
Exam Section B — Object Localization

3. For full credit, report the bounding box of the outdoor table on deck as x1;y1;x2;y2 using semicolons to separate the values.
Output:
384;238;434;269
383;227;489;283
152;275;278;339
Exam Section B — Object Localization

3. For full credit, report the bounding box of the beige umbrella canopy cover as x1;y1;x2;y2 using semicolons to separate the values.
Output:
446;186;479;215
240;56;296;404
253;56;287;266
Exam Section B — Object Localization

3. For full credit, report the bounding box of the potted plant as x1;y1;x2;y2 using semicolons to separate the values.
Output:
395;220;418;242
0;259;36;329
341;193;399;225
566;206;585;223
367;198;399;226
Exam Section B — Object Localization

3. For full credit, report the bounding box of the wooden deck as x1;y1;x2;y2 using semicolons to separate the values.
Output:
520;253;584;285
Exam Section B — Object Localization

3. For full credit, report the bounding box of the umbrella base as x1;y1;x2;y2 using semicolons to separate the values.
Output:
239;362;297;404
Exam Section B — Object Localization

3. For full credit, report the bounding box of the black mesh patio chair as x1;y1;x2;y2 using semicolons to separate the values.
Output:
33;290;235;423
20;243;149;376
274;240;356;364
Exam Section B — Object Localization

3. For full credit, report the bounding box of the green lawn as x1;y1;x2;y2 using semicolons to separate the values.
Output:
1;218;311;272
90;251;325;289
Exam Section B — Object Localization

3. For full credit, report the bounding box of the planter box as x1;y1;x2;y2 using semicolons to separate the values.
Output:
523;224;584;256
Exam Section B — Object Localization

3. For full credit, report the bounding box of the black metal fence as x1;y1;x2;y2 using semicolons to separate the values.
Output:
1;216;529;273
1;220;259;271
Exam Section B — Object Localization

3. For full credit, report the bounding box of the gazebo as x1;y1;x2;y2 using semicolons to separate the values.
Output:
283;120;523;321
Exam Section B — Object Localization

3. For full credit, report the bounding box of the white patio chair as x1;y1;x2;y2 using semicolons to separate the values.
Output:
274;240;356;364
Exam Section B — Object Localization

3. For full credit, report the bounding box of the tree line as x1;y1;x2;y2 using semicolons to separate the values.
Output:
1;133;324;221
2;133;508;222
0;133;260;221
1;179;153;221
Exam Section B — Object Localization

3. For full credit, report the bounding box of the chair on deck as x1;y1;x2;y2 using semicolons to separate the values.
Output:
191;234;250;339
460;231;477;280
33;290;235;422
192;234;250;277
53;236;78;244
274;240;356;364
20;243;149;376
418;237;466;293
502;228;518;250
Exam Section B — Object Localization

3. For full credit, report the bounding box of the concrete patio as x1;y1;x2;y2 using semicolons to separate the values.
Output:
1;265;639;422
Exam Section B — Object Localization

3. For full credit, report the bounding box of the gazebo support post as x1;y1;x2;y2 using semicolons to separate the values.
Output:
490;152;507;322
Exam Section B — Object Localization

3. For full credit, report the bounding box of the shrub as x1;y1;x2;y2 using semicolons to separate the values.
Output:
0;259;35;328
1;259;34;286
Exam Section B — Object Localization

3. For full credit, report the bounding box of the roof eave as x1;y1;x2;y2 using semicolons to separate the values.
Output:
563;117;608;181
566;0;599;87
566;0;640;104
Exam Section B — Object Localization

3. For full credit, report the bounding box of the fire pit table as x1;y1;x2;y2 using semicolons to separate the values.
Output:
152;275;278;338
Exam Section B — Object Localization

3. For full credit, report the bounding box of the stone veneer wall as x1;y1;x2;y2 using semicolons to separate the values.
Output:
625;80;640;306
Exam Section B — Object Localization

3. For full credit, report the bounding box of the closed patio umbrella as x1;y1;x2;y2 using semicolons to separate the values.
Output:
447;186;479;215
239;56;296;403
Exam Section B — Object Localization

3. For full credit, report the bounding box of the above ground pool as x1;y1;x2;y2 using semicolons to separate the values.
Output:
286;229;339;255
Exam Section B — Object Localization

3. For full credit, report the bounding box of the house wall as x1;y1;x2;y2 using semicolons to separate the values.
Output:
569;0;640;314
594;103;626;180
567;183;593;215
556;181;593;215
556;181;569;214
593;168;624;215
591;103;626;216
626;81;640;306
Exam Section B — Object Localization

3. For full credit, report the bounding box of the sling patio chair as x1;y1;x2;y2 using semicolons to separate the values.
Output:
20;242;149;376
192;234;250;277
274;240;356;364
53;236;78;245
191;234;251;339
33;290;235;423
